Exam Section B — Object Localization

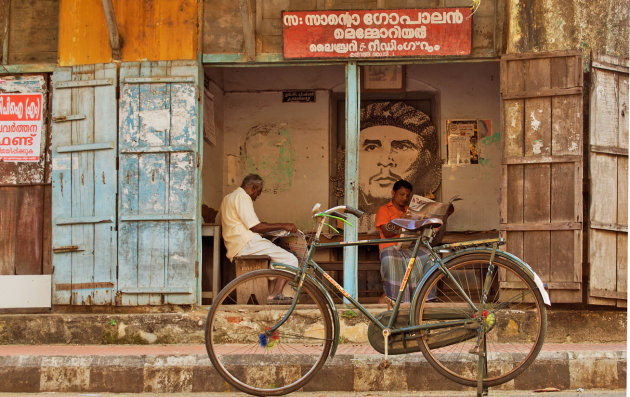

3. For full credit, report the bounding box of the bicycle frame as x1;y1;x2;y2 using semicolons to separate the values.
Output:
266;221;498;349
206;205;551;397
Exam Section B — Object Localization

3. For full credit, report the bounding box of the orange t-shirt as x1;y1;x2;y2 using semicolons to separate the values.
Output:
375;201;407;252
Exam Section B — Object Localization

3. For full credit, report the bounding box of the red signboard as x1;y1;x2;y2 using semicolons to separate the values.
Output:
0;93;43;162
283;8;472;59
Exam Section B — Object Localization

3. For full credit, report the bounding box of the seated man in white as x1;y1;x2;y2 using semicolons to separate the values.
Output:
220;173;298;304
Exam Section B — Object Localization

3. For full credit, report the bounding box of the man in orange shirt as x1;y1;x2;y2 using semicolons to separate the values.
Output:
375;179;432;304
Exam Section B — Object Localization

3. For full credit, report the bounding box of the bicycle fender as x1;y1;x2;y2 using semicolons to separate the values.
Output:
410;248;551;322
270;263;341;358
443;248;550;306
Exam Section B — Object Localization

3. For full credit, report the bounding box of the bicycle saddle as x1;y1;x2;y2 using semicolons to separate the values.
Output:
388;217;443;231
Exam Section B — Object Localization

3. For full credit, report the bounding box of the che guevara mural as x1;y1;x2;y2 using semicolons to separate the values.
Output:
235;102;440;234
357;101;441;232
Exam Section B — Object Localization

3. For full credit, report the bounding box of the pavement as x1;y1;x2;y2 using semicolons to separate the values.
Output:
0;393;626;397
0;307;626;393
0;342;625;393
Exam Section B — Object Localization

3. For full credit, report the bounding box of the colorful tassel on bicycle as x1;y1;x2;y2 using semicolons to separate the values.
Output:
258;333;267;348
259;328;280;349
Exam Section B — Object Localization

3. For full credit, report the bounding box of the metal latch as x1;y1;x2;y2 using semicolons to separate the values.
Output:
52;245;82;253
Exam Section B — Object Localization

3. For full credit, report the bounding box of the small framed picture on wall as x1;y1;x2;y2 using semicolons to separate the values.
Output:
361;65;405;92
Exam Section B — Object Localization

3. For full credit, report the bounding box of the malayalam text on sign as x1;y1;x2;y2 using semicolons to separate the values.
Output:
283;8;471;59
0;93;43;162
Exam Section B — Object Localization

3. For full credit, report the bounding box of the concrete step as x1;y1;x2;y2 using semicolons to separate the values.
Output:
0;343;625;393
0;307;626;345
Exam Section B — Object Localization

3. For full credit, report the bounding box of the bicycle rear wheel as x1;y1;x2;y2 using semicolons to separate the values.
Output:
414;253;547;387
205;269;333;396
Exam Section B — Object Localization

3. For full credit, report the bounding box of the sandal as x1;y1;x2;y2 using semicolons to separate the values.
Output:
267;294;293;305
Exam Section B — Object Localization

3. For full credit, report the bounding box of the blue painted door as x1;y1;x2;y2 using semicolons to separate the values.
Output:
118;61;199;305
51;64;118;305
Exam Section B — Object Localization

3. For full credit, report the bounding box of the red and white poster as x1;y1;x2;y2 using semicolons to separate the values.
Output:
283;8;471;59
0;93;43;162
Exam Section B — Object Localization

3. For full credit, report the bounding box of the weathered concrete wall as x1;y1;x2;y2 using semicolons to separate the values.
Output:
221;66;337;229
222;91;330;229
203;0;504;59
507;0;629;65
408;61;502;231
215;63;501;231
0;308;625;344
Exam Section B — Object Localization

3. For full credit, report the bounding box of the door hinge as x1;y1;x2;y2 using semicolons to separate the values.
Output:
196;153;200;168
195;261;199;278
116;156;119;170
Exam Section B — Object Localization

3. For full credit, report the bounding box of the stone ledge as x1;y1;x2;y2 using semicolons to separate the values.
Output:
0;308;626;345
0;349;625;392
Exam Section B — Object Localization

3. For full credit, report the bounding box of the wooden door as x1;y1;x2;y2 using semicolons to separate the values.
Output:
588;54;628;307
500;51;583;303
117;61;199;305
0;75;52;309
0;75;50;276
51;64;118;305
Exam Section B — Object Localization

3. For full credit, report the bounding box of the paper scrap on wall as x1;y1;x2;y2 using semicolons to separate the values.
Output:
446;119;479;165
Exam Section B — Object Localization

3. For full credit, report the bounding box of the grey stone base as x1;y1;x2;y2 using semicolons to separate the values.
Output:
0;349;625;393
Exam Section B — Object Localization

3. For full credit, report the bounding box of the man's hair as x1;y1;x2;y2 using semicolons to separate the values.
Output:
393;179;413;192
241;174;264;189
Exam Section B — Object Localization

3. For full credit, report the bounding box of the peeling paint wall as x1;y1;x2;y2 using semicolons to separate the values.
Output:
407;62;502;231
217;66;343;229
508;0;629;66
203;0;505;58
59;0;197;66
223;89;331;230
214;63;501;231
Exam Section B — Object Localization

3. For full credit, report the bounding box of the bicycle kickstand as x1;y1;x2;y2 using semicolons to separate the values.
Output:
476;325;489;397
378;328;391;370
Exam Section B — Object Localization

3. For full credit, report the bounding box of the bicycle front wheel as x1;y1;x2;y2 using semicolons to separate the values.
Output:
414;253;547;387
205;269;333;396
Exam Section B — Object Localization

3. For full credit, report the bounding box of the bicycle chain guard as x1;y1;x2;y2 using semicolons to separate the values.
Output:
367;309;491;355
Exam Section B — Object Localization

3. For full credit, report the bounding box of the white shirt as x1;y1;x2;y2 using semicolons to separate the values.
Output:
220;187;260;260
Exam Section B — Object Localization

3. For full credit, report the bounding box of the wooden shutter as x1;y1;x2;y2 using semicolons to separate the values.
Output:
118;61;199;305
588;54;629;307
500;51;583;303
0;75;52;309
0;75;50;277
51;64;118;305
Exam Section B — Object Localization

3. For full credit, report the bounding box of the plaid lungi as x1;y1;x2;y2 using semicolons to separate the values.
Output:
380;245;431;302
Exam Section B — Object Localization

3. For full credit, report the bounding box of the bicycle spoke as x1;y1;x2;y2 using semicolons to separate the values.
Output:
416;254;546;387
206;269;333;395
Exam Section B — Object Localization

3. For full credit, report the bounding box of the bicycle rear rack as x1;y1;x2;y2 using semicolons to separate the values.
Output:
437;237;505;252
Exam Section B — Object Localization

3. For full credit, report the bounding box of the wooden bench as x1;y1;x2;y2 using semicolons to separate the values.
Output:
234;255;270;304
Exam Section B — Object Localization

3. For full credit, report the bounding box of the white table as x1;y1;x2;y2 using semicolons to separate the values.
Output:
201;224;221;302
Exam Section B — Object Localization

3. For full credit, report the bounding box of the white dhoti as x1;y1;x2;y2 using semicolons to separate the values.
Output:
237;234;298;267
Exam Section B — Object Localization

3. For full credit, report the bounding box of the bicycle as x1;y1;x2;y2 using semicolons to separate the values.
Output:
205;203;550;396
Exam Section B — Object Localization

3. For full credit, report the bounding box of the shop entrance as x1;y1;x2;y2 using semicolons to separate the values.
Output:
201;61;502;303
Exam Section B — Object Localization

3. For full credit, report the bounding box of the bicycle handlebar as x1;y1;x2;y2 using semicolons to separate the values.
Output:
344;206;364;218
314;204;365;219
